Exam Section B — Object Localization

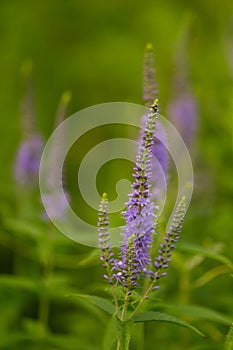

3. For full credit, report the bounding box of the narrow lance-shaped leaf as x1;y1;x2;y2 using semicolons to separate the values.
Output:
132;311;206;337
69;294;115;316
177;243;233;270
164;303;232;325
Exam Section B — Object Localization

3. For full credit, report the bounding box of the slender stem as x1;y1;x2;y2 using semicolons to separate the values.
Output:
111;285;119;311
116;339;121;350
179;263;190;348
115;290;131;350
38;294;49;335
38;230;54;335
129;283;154;319
120;290;130;321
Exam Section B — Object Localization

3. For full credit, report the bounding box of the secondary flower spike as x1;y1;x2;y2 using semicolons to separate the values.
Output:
113;100;159;290
98;193;114;285
153;196;186;289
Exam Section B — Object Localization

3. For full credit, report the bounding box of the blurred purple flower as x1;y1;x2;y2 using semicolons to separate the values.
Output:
168;92;197;148
14;134;44;186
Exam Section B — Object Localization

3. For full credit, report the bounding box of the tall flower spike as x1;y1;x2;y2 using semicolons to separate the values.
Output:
14;63;44;186
113;100;159;290
98;193;114;285
153;196;186;289
142;43;168;201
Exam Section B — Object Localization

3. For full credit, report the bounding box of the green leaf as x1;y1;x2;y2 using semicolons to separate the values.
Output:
117;319;133;350
69;294;115;315
195;265;231;287
132;311;205;337
0;274;76;300
224;323;233;350
5;218;42;239
22;318;45;337
0;275;37;291
165;304;232;325
77;249;100;267
102;316;118;350
178;244;233;270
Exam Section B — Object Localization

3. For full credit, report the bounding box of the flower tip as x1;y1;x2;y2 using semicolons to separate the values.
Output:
145;43;153;51
181;195;186;203
151;99;159;112
102;192;108;200
61;90;72;106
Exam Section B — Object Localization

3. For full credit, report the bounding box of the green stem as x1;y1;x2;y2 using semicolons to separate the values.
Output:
111;285;119;311
116;290;131;350
121;294;129;321
116;339;121;350
129;283;154;319
38;294;49;335
38;230;54;335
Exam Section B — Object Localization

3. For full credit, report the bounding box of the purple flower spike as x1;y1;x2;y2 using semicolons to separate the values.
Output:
98;193;114;285
168;92;197;148
14;134;44;186
113;100;159;290
153;196;186;287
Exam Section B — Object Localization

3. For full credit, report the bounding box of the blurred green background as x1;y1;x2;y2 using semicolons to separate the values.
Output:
0;0;232;349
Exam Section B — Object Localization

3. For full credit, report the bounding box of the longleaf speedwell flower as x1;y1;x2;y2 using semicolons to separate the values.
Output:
98;101;160;291
153;196;186;289
98;193;114;285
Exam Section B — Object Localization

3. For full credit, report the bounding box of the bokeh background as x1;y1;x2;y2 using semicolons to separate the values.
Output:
0;0;232;349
